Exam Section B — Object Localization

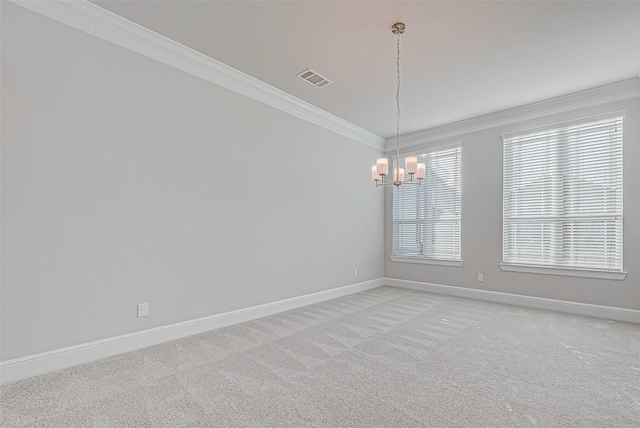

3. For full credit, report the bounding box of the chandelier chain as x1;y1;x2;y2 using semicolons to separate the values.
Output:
396;30;401;176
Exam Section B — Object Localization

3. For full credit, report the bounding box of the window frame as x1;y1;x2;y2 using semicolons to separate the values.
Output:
391;144;463;266
500;112;626;280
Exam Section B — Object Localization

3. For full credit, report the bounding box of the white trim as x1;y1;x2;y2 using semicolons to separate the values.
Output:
385;278;640;324
0;279;383;385
387;78;640;151
10;0;385;150
387;142;463;157
501;110;626;140
4;276;638;384
499;263;627;281
390;256;463;267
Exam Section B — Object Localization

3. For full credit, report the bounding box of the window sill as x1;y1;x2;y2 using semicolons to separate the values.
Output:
391;256;463;267
499;263;627;281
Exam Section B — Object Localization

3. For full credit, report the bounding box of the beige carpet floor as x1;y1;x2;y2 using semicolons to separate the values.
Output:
1;286;639;427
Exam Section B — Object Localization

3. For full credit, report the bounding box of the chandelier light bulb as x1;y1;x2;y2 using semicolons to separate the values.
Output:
394;167;405;184
372;165;381;181
376;158;389;176
406;156;418;175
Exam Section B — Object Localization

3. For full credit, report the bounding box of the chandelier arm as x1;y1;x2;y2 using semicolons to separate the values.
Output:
376;181;420;188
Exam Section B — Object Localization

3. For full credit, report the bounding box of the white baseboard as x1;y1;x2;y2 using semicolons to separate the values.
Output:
5;277;635;385
385;278;640;324
0;279;384;385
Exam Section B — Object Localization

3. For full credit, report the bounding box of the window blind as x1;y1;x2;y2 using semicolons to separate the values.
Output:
393;146;462;260
502;115;623;271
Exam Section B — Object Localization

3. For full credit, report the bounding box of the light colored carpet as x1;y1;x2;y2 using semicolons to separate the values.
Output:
1;286;639;427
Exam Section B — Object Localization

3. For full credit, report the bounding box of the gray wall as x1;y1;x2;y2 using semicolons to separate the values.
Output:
385;97;640;310
1;3;384;361
2;1;638;364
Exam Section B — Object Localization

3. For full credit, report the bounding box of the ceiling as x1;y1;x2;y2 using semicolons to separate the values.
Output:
91;0;640;140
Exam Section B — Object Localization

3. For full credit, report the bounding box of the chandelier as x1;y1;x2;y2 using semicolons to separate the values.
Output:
371;22;425;187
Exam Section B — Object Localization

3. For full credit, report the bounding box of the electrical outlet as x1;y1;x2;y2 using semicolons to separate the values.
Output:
137;303;149;318
354;268;358;277
477;273;484;282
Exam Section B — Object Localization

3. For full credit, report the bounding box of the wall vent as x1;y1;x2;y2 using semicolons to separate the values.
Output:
297;68;332;88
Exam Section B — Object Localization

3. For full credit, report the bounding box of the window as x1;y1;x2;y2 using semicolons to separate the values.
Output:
502;115;623;276
392;146;462;264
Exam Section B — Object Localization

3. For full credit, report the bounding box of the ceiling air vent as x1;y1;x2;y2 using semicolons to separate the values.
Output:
297;68;332;88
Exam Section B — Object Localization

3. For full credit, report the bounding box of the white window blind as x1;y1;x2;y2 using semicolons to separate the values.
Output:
502;115;623;271
393;147;462;260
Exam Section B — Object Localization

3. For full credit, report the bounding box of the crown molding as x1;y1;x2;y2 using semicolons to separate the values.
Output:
11;0;386;150
386;78;640;152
